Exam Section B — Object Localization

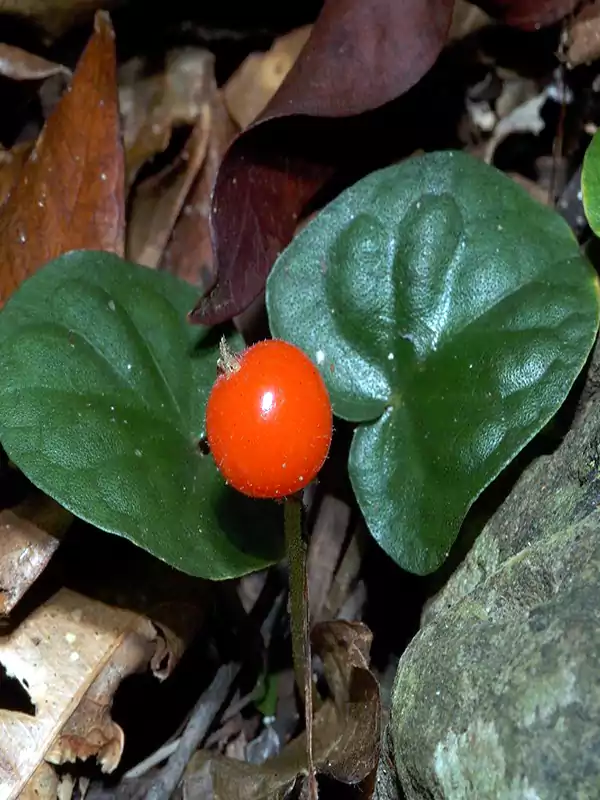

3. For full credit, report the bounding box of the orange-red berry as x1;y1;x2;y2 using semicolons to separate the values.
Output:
205;339;333;499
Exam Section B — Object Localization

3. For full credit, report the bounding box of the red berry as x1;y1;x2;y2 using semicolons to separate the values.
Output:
205;339;333;499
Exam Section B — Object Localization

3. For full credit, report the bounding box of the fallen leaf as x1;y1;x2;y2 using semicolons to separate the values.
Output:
567;0;600;67
311;620;381;784
127;107;212;268
0;10;124;306
223;26;312;130
19;762;59;800
190;0;454;326
45;615;157;772
183;620;380;799
0;142;32;208
119;48;216;188
0;1;120;38
0;589;162;800
0;44;69;81
0;492;73;615
159;90;237;290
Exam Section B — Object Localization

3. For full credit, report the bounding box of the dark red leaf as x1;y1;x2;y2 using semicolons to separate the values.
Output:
476;0;577;29
190;0;454;326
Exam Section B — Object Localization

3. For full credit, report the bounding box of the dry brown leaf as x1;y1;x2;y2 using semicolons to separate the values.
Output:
0;142;32;208
120;48;216;187
0;10;124;306
567;0;600;66
0;0;120;38
223;26;312;130
159;91;237;289
19;762;60;800
0;44;69;81
183;621;380;800
0;589;163;799
0;493;73;615
126;102;211;268
46;615;157;772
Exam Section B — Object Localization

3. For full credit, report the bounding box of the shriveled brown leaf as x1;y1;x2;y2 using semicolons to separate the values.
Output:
120;48;215;187
0;10;124;306
0;493;72;615
223;26;312;130
159;91;237;289
126;100;211;268
183;621;380;799
311;621;380;784
0;0;120;38
0;589;164;799
0;44;69;81
0;142;32;208
567;0;600;67
46;615;157;772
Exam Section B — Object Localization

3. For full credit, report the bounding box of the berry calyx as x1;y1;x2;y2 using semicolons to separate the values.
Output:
205;339;333;499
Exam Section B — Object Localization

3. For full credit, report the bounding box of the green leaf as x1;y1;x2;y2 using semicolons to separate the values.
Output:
0;251;283;579
583;129;600;237
267;150;600;575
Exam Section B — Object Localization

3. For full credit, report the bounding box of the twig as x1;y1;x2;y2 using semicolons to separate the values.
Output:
136;663;239;800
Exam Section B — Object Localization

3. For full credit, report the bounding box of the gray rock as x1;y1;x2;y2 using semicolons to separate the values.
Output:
388;350;600;799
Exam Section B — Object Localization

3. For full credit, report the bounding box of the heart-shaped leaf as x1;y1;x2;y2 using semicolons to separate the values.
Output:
267;151;600;575
0;251;282;579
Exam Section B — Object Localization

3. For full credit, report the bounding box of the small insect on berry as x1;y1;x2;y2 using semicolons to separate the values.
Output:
205;339;333;499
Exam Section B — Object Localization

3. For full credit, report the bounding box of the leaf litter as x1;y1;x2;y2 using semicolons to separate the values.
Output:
0;1;596;798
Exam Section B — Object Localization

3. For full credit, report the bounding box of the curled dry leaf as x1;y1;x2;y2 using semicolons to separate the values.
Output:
127;106;212;268
119;48;216;188
159;90;237;290
190;0;454;326
0;44;69;81
0;10;124;306
223;26;312;130
0;492;72;615
46;615;158;772
311;620;381;784
182;620;380;799
0;589;165;800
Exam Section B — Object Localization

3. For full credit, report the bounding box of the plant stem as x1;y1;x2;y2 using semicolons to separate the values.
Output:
284;494;317;798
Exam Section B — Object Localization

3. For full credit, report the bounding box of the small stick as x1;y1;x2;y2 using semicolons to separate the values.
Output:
135;663;239;800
